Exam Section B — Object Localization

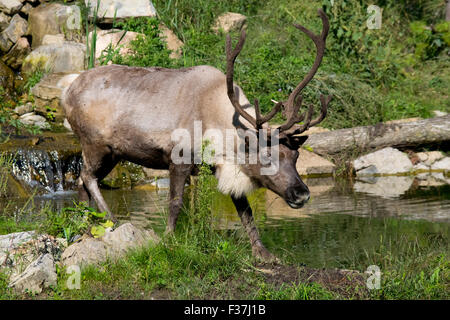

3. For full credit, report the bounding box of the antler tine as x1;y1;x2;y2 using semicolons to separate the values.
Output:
278;8;331;137
285;8;329;109
226;29;258;129
309;94;331;127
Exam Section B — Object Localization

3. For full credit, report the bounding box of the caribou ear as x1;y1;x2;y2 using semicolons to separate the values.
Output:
288;135;309;150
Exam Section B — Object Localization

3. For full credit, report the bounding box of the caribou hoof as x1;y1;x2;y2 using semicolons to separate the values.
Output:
252;244;279;263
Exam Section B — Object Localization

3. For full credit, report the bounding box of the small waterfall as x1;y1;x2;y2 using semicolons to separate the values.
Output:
11;148;82;194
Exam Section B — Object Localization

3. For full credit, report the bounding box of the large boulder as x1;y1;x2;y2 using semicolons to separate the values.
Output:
27;2;82;49
61;223;160;268
22;41;86;74
85;0;157;23
353;147;413;176
0;13;27;52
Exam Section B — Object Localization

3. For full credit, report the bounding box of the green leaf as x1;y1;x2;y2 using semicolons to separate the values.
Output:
101;220;114;229
89;211;107;219
91;225;106;238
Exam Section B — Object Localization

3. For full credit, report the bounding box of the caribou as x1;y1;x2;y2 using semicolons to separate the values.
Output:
62;9;332;260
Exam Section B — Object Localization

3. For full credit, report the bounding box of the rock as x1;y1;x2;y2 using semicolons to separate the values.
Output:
353;147;413;176
296;149;335;176
433;110;447;117
30;72;80;119
0;231;35;252
20;2;32;15
102;223;159;255
0;12;10;31
213;12;247;33
42;33;65;45
19;112;51;130
60;237;108;268
0;13;27;52
354;176;414;198
27;3;82;49
0;0;23;15
416;151;444;166
431;157;450;172
13;102;33;115
8;253;57;294
4;14;27;43
90;29;141;60
159;24;183;59
85;0;157;23
61;223;160;268
0;59;14;95
2;36;30;69
22;41;86;74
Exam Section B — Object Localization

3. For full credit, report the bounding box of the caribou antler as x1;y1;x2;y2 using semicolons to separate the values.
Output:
225;8;332;137
226;30;283;130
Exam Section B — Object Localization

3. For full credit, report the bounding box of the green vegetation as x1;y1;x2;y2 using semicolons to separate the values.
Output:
98;0;449;129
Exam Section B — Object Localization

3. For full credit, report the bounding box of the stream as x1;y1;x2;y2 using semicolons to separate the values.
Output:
1;173;449;269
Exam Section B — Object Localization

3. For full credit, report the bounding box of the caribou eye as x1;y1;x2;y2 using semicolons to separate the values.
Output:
286;135;308;150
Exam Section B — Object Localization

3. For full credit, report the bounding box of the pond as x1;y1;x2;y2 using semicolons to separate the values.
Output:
1;174;448;270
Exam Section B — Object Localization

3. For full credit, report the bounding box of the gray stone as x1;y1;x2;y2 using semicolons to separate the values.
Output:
2;14;27;43
22;41;86;74
19;112;51;130
0;12;10;31
85;0;157;23
0;231;35;251
0;0;23;15
13;102;33;115
353;147;413;176
9;253;57;294
212;12;247;33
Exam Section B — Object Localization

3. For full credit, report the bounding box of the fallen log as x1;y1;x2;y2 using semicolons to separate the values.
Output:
304;115;450;155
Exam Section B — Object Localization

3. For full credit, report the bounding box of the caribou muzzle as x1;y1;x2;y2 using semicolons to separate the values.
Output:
285;184;310;209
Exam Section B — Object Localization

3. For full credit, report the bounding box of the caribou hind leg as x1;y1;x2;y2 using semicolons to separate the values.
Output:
166;163;193;233
231;195;277;262
79;145;119;222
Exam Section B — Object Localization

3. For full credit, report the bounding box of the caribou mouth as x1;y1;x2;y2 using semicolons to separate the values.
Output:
286;200;306;209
